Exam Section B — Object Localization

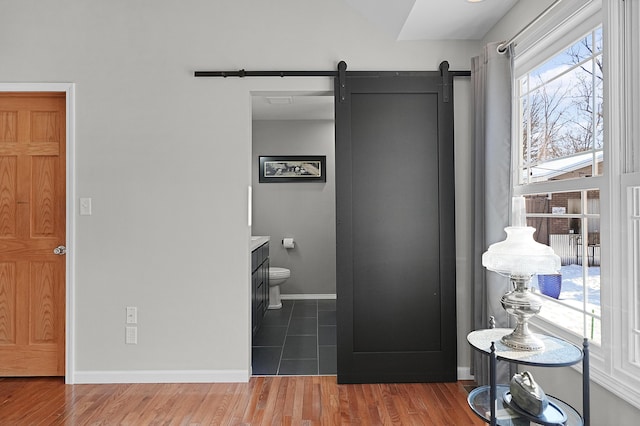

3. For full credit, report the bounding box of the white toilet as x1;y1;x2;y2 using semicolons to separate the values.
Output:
268;267;290;309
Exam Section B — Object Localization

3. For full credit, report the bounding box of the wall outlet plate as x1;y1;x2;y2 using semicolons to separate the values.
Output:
126;326;137;344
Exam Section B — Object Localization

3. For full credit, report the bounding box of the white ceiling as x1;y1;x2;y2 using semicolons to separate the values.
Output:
347;0;519;41
252;0;518;121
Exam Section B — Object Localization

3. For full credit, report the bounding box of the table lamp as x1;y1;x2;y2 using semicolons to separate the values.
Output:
482;196;561;351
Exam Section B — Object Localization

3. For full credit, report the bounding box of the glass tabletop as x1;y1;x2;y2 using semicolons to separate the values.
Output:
467;329;583;367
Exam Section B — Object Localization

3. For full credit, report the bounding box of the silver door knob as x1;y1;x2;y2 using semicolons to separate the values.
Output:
53;245;67;255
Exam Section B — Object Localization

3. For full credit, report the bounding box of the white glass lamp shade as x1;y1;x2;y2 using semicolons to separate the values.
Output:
481;196;561;351
482;226;561;276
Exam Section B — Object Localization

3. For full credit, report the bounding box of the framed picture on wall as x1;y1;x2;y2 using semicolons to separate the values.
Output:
259;156;326;183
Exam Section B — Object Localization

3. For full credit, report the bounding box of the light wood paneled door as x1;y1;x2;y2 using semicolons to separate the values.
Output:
0;92;66;376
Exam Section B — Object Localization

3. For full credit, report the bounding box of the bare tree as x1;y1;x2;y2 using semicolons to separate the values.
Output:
564;32;604;152
522;77;572;163
521;29;603;169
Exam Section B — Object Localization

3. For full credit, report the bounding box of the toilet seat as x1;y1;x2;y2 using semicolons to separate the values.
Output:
269;267;290;279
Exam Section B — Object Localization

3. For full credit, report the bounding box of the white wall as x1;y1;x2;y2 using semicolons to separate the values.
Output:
0;0;480;381
252;119;336;296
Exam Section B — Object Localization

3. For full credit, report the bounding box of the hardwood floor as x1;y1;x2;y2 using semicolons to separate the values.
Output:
0;376;484;425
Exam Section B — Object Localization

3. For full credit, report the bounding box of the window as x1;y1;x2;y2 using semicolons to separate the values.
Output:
515;27;603;346
511;0;640;409
524;190;601;345
518;28;603;185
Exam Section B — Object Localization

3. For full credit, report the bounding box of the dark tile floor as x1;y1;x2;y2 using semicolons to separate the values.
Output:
252;299;336;376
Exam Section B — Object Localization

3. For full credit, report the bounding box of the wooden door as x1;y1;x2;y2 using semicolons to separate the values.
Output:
335;71;457;383
0;92;66;376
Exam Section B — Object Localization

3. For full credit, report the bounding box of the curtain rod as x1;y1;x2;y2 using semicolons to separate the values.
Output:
497;0;563;54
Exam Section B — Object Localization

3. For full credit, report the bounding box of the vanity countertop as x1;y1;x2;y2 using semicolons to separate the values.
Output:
250;236;270;251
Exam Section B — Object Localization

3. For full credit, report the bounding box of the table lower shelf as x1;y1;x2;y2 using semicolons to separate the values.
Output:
468;385;583;426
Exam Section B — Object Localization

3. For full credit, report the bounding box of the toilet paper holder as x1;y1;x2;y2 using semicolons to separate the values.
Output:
282;238;295;249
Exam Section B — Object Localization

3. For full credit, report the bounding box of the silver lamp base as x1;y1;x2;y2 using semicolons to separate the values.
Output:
500;325;545;351
500;275;545;351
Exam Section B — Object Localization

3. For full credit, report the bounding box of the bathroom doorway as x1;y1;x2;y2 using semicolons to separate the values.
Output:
250;91;337;376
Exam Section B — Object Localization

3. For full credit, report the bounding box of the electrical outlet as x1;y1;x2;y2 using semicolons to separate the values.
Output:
126;306;137;324
126;326;137;344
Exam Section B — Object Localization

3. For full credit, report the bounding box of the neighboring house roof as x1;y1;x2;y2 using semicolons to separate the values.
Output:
528;151;604;182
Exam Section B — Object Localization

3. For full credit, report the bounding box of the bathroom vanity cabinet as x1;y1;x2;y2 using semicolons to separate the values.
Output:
251;241;269;336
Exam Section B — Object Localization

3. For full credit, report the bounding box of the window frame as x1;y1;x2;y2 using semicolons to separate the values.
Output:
510;0;640;410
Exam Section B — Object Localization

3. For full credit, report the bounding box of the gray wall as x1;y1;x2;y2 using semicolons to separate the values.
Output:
528;364;640;426
252;120;336;296
0;0;481;381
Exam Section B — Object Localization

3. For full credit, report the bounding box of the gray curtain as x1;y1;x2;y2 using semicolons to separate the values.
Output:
470;42;513;385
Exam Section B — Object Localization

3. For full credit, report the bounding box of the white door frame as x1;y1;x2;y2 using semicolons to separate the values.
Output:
0;83;76;383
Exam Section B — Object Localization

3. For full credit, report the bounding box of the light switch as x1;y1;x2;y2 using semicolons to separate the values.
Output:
126;306;137;324
80;197;92;216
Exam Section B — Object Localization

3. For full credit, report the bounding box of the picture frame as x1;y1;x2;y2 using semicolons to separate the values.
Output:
259;156;326;183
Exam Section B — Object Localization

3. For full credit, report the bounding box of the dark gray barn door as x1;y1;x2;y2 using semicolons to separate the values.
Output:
335;70;457;383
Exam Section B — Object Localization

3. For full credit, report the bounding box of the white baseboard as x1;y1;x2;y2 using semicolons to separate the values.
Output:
280;293;336;300
72;367;470;384
457;367;473;381
72;369;249;384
